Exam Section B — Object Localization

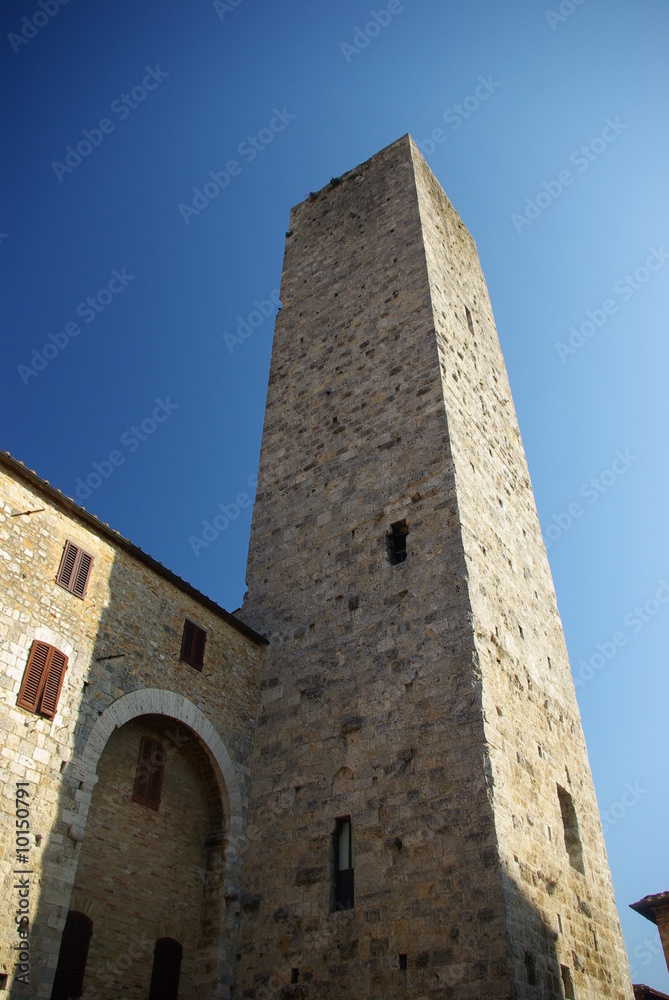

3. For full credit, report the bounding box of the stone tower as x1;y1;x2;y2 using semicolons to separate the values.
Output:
236;135;633;999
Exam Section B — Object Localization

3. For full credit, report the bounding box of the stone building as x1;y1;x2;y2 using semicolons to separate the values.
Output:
0;136;636;998
235;136;634;999
630;891;669;977
0;451;266;998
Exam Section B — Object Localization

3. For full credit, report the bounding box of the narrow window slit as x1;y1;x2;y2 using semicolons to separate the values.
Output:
387;520;408;565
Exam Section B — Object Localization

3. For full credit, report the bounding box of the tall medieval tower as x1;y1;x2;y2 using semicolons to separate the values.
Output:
236;136;633;999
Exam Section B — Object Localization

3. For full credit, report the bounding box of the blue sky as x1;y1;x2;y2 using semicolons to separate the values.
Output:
2;0;668;986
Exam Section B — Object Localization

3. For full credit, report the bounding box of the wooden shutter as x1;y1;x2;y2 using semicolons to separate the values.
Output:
39;649;68;719
56;541;93;598
50;910;92;1000
17;642;68;718
133;736;165;810
149;938;183;1000
56;541;78;589
72;550;93;597
180;618;206;670
17;641;50;713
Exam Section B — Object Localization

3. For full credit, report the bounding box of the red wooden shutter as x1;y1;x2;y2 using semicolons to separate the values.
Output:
50;910;93;1000
133;737;165;810
17;642;68;718
180;618;206;669
17;641;50;712
56;541;94;598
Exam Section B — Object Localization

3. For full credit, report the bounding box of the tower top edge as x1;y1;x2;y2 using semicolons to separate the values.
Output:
288;133;470;241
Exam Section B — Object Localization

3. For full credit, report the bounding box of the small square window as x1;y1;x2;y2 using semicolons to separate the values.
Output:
386;520;408;565
180;618;207;670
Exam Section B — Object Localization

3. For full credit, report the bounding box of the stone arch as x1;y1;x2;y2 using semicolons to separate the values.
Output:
69;690;242;845
65;690;244;999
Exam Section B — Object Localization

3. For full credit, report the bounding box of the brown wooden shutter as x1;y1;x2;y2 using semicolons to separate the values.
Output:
56;541;94;598
180;619;195;661
72;550;93;598
133;737;165;810
17;642;68;718
39;649;68;719
149;938;183;1000
17;641;50;713
56;541;78;589
180;618;206;669
146;742;166;809
193;624;206;667
50;910;93;1000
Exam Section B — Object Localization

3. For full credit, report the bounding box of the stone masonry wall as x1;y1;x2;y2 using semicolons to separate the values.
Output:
410;137;633;998
235;134;633;999
0;459;263;998
237;136;514;999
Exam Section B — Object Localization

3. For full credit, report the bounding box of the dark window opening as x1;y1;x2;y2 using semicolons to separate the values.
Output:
149;938;182;1000
560;964;575;999
291;969;299;984
18;641;68;719
50;911;93;1000
180;618;207;670
386;520;408;565
133;736;166;810
524;951;537;986
56;540;94;599
465;305;475;335
333;816;354;910
399;954;407;971
557;785;584;874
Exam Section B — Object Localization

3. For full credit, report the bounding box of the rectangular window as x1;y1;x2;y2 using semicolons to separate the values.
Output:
557;785;584;874
56;540;94;599
180;618;207;670
17;641;68;719
386;520;408;565
133;736;166;810
333;817;354;910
